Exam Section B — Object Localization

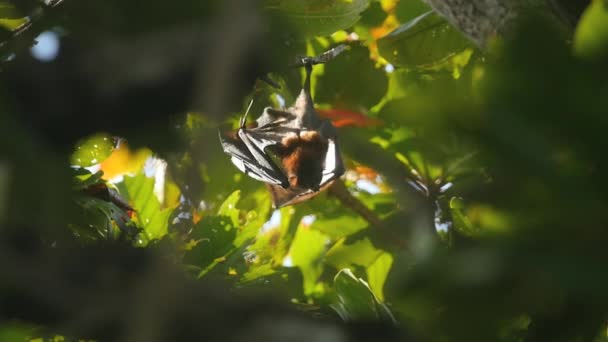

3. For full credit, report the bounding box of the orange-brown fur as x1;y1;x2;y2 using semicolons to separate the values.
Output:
278;131;328;190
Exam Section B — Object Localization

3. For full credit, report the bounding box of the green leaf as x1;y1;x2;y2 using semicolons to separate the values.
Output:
326;237;383;269
326;237;393;300
449;196;478;237
311;214;367;239
241;263;276;283
71;168;105;190
289;226;329;296
183;216;237;275
120;172;173;241
73;195;136;239
217;190;240;227
264;0;370;38
574;0;608;59
0;17;26;30
182;192;245;273
234;194;272;247
377;11;473;69
366;251;393;301
250;207;304;265
71;133;114;167
331;268;395;322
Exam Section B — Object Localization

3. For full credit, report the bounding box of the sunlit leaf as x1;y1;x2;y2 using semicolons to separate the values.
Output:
71;133;114;167
574;0;608;59
366;251;393;301
252;207;303;264
449;197;479;237
218;190;241;226
100;142;151;180
241;263;276;282
183;216;235;273
0;17;26;30
326;237;383;269
331;268;395;322
234;194;272;247
119;172;173;241
163;179;181;209
289;226;329;296
377;11;473;69
264;0;370;38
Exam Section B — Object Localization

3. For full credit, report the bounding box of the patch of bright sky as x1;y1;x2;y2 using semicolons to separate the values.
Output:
30;31;60;62
261;209;281;233
439;182;453;193
356;179;381;194
275;94;286;108
301;215;315;226
282;255;293;267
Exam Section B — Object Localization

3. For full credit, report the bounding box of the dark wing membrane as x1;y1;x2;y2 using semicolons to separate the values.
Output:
266;184;317;208
219;130;288;187
256;107;294;128
267;180;337;208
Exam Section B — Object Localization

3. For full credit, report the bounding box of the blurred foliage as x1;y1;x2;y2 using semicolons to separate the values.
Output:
1;0;607;341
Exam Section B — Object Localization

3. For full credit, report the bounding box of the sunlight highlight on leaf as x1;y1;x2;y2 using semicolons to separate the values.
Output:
100;142;151;181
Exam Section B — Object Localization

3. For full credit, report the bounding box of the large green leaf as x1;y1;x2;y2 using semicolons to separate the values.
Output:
71;133;114;167
331;268;395;322
366;251;393;301
574;0;608;59
326;237;383;269
120;172;173;241
289;226;329;296
449;196;479;237
377;11;473;69
264;0;370;38
326;237;393;300
181;191;244;275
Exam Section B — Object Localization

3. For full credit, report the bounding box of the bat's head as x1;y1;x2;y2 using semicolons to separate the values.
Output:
280;131;328;192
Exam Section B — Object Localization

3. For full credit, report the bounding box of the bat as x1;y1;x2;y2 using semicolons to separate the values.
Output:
219;55;345;208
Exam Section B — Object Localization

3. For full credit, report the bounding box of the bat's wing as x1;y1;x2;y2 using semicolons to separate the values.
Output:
219;130;289;187
256;107;294;128
267;185;317;208
267;177;337;208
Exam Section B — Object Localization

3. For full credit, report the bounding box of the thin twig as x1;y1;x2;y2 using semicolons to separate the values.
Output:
328;179;381;226
328;179;410;250
290;44;348;68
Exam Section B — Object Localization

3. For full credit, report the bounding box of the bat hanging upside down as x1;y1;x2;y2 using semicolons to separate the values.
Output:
219;55;345;208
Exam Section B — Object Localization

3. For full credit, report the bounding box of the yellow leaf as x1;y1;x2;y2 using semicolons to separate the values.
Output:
100;142;151;181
